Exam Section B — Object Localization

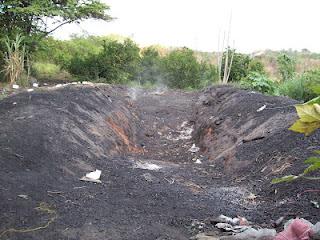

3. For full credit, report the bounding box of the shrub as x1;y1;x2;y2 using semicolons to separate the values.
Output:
137;47;163;85
248;59;265;74
221;48;251;82
199;62;219;87
68;39;141;83
276;77;305;101
277;69;320;101
161;48;201;89
240;72;276;95
277;53;296;81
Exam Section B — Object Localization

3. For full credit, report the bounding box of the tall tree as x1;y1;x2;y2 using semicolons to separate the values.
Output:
0;0;112;38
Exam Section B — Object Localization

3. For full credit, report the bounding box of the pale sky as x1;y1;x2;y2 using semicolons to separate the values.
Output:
53;0;320;53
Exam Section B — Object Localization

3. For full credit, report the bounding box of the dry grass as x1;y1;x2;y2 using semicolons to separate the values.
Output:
2;35;27;85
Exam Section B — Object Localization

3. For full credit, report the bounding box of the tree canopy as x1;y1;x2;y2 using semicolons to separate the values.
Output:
0;0;112;38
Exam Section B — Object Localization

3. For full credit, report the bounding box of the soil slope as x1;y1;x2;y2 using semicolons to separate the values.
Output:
0;84;319;240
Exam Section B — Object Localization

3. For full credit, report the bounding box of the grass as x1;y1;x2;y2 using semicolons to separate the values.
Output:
31;62;72;82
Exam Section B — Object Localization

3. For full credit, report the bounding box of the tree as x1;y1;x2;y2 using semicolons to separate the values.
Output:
68;39;141;83
137;47;162;85
162;48;201;89
0;0;112;39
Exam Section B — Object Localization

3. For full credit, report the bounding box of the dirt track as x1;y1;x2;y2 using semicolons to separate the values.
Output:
0;84;319;240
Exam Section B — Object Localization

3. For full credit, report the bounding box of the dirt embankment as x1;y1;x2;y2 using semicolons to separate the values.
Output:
0;84;319;240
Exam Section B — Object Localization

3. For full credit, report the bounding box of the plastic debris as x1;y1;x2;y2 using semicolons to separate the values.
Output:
82;81;93;85
195;159;202;164
32;83;39;88
18;194;29;199
190;232;219;240
257;105;266;112
27;89;34;92
134;162;162;171
12;84;19;89
217;214;240;226
189;144;200;153
312;222;320;239
275;218;313;240
80;169;102;183
229;227;276;240
311;200;319;209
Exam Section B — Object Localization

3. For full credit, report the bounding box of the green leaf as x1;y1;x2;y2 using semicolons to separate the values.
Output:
305;96;320;105
304;157;320;164
289;119;320;136
272;175;299;184
314;150;320;155
303;162;320;174
295;104;320;123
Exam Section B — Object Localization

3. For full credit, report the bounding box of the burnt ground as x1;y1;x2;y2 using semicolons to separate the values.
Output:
0;84;319;240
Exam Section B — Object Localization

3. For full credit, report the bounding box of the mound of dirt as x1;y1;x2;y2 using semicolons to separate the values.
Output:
0;84;318;240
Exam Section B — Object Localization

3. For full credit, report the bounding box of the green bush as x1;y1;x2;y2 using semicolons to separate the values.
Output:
240;72;276;95
221;48;251;82
277;69;320;101
136;47;163;85
199;62;219;87
68;39;141;83
277;53;296;81
248;59;265;74
277;77;305;101
161;48;202;89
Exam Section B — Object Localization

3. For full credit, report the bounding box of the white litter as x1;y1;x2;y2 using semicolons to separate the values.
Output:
134;162;162;171
257;105;266;112
82;81;93;85
32;83;39;88
217;214;240;226
12;84;19;89
80;169;102;183
195;159;202;164
189;144;200;153
18;194;29;199
27;89;34;92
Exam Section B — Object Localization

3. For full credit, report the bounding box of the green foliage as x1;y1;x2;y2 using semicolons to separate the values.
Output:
68;39;141;83
276;69;320;101
161;48;202;89
277;53;296;81
240;72;276;95
0;0;111;39
289;96;320;135
199;62;219;87
273;98;320;184
276;77;305;101
31;62;71;82
221;48;251;82
248;59;265;74
137;47;163;85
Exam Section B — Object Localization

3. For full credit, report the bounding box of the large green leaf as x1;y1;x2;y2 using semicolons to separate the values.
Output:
289;98;320;135
295;104;320;123
289;119;320;136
